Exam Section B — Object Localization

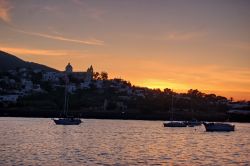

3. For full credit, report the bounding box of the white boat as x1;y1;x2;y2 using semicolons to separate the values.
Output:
185;101;202;127
203;122;234;132
54;117;81;125
53;69;82;125
163;93;187;127
163;121;187;127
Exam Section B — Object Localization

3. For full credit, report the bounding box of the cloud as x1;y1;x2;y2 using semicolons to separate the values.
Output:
121;30;206;42
0;0;11;23
13;29;104;46
0;46;83;56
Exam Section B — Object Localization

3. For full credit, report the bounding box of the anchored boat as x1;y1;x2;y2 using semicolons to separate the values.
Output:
203;122;234;132
53;64;82;125
54;117;81;125
163;93;187;127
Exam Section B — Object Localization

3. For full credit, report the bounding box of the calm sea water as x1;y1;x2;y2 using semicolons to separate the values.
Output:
0;118;249;166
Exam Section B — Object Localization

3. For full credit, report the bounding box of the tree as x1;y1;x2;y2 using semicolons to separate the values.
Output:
164;88;173;95
93;72;100;80
187;89;204;98
101;71;108;80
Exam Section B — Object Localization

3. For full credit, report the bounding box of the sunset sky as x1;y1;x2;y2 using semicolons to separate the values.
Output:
0;0;249;100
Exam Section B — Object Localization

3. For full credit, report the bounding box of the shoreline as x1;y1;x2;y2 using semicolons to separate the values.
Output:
0;116;249;123
1;108;249;122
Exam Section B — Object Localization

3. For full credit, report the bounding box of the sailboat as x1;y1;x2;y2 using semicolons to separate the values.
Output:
53;72;82;125
163;93;187;127
185;101;202;127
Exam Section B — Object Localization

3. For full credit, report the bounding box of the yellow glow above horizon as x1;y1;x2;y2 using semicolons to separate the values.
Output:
136;79;189;91
134;79;250;100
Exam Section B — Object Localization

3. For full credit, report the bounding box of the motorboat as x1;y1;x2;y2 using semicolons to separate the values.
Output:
203;122;235;132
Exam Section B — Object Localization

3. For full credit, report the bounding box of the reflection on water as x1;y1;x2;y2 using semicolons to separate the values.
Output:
0;118;249;165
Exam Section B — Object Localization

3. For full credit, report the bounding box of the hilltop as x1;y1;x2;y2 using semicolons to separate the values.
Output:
0;50;57;72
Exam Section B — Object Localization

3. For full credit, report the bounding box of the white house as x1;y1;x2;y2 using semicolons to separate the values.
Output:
67;84;77;93
19;68;27;73
0;95;19;103
33;69;42;73
43;72;63;82
95;80;103;89
33;84;43;92
80;82;90;89
21;79;33;92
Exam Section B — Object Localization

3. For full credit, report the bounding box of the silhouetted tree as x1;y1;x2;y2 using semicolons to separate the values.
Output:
164;88;173;95
101;71;108;80
93;72;101;80
187;89;204;99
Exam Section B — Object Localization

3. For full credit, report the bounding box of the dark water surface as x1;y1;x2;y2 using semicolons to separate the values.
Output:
0;118;249;165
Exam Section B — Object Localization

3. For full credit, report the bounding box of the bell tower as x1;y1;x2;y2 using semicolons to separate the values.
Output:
65;63;73;73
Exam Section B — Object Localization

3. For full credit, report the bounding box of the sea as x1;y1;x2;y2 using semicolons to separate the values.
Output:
0;118;249;165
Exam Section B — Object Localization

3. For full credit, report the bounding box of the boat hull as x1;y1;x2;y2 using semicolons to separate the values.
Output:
203;123;234;132
163;121;187;127
185;120;202;127
54;118;82;125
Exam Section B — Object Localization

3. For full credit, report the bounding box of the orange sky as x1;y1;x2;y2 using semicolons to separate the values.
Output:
0;0;250;100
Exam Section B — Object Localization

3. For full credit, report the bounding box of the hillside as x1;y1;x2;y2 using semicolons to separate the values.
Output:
0;50;57;72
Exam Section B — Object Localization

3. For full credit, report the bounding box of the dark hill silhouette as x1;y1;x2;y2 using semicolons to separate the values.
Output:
0;50;57;72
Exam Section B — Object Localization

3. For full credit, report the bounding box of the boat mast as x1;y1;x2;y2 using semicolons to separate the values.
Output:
63;74;69;117
171;92;174;121
66;86;69;117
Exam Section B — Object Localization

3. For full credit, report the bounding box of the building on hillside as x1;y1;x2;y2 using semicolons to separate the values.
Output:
65;63;73;74
85;65;94;82
8;70;17;76
80;82;90;89
19;68;27;73
43;72;63;82
65;63;94;83
67;83;77;93
0;95;19;103
116;101;127;110
33;84;43;92
21;79;33;92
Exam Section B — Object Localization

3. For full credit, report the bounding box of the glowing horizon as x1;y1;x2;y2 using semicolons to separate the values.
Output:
0;0;249;100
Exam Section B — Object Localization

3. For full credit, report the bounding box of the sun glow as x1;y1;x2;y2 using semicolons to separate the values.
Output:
137;79;190;91
135;79;250;100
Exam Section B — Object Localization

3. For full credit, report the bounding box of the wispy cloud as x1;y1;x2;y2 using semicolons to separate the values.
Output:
13;28;104;46
0;46;75;56
0;0;11;23
121;30;206;42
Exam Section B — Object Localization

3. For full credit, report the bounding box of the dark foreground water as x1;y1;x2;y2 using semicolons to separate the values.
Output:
0;118;249;166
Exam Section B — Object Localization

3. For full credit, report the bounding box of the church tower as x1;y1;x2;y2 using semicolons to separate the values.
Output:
65;63;73;74
87;65;94;74
85;65;94;82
